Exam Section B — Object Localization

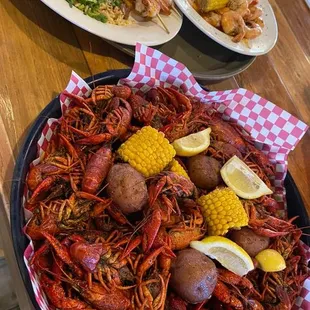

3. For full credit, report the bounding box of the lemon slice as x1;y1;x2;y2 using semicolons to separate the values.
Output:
172;128;211;157
220;155;273;199
190;236;254;276
255;249;286;272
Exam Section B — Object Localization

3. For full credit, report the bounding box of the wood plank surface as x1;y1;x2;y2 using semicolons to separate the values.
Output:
275;0;310;57
0;0;91;155
73;27;133;75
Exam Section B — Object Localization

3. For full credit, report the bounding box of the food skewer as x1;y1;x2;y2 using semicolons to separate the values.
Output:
157;14;170;33
172;3;182;17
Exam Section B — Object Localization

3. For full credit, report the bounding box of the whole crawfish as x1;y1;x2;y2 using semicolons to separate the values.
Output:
82;146;112;194
142;171;199;252
35;230;136;309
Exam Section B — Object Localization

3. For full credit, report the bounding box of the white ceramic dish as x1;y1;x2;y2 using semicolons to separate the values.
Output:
41;0;183;46
173;0;278;56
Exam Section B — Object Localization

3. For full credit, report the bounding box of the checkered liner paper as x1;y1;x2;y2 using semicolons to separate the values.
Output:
23;43;310;310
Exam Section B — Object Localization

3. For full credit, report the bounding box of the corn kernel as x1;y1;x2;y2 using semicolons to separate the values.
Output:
118;126;176;177
197;187;248;236
168;158;189;179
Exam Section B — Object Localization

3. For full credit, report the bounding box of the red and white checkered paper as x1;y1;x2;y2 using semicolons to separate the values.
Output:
23;43;309;310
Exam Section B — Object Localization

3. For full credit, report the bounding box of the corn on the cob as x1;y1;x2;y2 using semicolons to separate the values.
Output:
196;0;229;12
118;126;176;177
169;159;189;179
197;187;248;236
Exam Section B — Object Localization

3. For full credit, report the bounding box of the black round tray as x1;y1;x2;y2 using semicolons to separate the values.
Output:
10;70;310;309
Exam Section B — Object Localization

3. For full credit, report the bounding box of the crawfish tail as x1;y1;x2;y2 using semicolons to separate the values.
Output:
82;147;112;194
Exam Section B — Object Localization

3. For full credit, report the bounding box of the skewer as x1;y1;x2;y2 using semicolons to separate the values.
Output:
172;4;181;17
157;14;170;34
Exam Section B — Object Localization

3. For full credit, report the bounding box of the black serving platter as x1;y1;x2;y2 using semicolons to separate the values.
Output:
10;70;310;309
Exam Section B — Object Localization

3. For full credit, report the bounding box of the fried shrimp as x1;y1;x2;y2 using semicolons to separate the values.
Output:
245;4;262;21
244;21;262;39
203;11;222;28
221;11;246;42
135;0;160;17
228;0;249;17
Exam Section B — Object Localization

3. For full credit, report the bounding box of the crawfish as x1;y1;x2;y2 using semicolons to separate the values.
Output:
156;87;192;117
159;106;207;142
166;293;187;310
28;175;71;204
70;240;104;273
27;163;62;191
76;133;113;145
45;270;131;310
159;118;192;142
146;87;198;141
27;139;81;192
87;85;131;104
160;199;205;251
213;281;244;310
151;211;204;252
134;247;170;309
79;280;130;310
82;146;112;194
264;287;291;310
135;271;170;310
104;97;132;138
245;143;275;177
245;202;297;238
148;171;196;207
208;116;247;153
254;196;282;215
40;231;85;278
213;269;262;310
128;94;158;125
41;274;94;310
218;269;260;298
27;211;60;240
142;172;196;252
169;227;204;250
207;140;242;162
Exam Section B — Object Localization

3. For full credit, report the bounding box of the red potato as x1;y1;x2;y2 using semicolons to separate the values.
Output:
230;227;270;257
187;155;222;190
170;249;218;304
107;164;148;214
82;147;112;194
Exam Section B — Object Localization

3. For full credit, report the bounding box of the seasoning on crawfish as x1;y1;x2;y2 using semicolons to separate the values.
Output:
25;84;309;310
82;146;112;194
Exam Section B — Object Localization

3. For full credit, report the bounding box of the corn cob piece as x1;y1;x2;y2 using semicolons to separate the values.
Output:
169;159;189;179
118;126;176;177
196;0;229;12
197;187;248;236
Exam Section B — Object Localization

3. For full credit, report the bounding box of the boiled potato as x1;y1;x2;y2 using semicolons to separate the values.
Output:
230;227;270;257
187;155;222;190
107;164;148;214
170;248;217;304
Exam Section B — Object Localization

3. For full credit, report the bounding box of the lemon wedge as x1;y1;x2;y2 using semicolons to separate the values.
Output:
190;236;254;276
172;128;211;157
255;249;286;272
220;155;273;199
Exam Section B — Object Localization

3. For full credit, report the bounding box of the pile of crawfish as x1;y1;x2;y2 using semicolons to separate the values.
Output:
25;84;309;310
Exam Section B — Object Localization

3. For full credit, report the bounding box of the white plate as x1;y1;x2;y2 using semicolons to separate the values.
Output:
174;0;278;56
41;0;183;46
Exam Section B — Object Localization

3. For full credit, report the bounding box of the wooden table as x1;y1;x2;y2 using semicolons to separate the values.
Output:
0;0;309;309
